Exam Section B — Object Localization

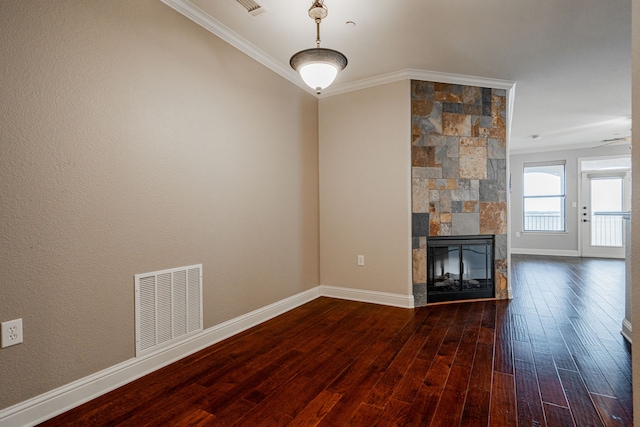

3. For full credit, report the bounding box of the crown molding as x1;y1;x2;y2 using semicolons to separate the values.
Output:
159;0;311;93
321;69;515;97
159;0;516;99
408;69;515;91
319;70;412;97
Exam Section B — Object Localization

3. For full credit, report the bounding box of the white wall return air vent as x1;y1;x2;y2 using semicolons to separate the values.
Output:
135;264;203;357
236;0;266;17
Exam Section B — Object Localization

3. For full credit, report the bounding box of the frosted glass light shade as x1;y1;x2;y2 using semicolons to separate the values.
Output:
290;47;347;94
299;63;338;92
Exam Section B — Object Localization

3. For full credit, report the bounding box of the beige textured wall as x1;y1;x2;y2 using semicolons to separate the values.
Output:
632;1;640;424
319;81;412;296
0;0;319;409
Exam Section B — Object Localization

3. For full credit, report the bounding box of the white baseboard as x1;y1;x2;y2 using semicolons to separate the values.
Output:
621;318;632;343
0;285;414;427
320;285;415;308
510;248;580;257
0;287;321;427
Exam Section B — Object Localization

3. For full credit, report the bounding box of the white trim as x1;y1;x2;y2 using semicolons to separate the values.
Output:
510;248;580;257
505;84;516;301
0;285;416;426
510;142;599;155
621;318;632;343
159;0;307;92
523;159;567;168
158;1;516;99
519;231;569;237
578;167;630;259
407;69;515;90
321;69;410;97
321;69;515;98
509;139;634;155
0;287;321;427
320;285;415;309
579;154;632;173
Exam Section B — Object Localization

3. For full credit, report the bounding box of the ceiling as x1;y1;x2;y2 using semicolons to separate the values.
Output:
162;0;632;153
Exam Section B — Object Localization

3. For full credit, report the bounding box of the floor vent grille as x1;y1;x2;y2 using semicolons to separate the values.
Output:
135;264;203;357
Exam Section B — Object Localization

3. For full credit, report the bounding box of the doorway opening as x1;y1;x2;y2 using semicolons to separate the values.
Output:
579;155;631;259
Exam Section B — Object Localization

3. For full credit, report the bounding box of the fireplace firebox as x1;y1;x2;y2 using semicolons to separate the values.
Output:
427;235;495;303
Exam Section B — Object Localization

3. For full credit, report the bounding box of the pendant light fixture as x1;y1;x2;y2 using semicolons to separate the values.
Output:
290;0;347;95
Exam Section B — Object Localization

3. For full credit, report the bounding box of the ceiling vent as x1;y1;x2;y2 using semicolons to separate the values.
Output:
236;0;266;17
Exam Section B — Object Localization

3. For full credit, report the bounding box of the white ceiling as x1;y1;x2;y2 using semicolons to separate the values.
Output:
162;0;631;153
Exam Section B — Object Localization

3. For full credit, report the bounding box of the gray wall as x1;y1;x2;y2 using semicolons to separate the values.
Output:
510;145;630;255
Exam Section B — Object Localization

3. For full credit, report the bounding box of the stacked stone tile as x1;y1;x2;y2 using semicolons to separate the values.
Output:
411;80;508;305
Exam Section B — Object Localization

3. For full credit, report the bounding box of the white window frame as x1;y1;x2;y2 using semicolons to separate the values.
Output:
523;160;566;232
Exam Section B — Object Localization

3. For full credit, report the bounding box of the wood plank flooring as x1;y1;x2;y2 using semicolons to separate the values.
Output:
39;255;632;426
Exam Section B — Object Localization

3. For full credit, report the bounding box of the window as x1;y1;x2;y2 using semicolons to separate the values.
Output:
581;156;631;172
523;161;566;232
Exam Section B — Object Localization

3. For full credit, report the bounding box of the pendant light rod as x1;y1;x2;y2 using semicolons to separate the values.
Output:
310;0;327;48
290;0;347;95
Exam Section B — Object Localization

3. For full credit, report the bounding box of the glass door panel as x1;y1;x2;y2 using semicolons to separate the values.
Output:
580;171;629;259
590;178;623;247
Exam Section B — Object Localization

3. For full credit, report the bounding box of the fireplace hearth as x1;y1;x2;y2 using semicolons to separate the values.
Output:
427;235;494;303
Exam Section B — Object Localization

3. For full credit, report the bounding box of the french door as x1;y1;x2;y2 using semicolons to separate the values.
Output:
580;171;630;258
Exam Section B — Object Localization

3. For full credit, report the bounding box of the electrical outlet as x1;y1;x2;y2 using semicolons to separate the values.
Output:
1;318;23;348
357;255;365;266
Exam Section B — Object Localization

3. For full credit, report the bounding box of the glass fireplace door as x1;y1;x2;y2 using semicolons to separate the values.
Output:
429;245;462;292
427;236;494;303
461;242;491;290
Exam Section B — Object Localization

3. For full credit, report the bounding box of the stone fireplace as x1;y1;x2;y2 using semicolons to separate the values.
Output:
411;80;508;305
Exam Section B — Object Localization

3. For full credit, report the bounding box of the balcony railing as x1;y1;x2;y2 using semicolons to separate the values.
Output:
524;214;563;231
524;212;626;247
591;212;624;247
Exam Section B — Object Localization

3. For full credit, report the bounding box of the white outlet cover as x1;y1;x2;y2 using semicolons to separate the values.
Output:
1;318;23;348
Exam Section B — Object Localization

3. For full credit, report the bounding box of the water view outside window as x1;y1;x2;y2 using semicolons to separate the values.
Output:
523;163;566;231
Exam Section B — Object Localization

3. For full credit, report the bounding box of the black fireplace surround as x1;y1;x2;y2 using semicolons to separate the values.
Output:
427;235;495;303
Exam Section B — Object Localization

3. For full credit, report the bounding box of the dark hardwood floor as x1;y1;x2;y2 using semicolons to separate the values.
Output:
40;255;632;426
